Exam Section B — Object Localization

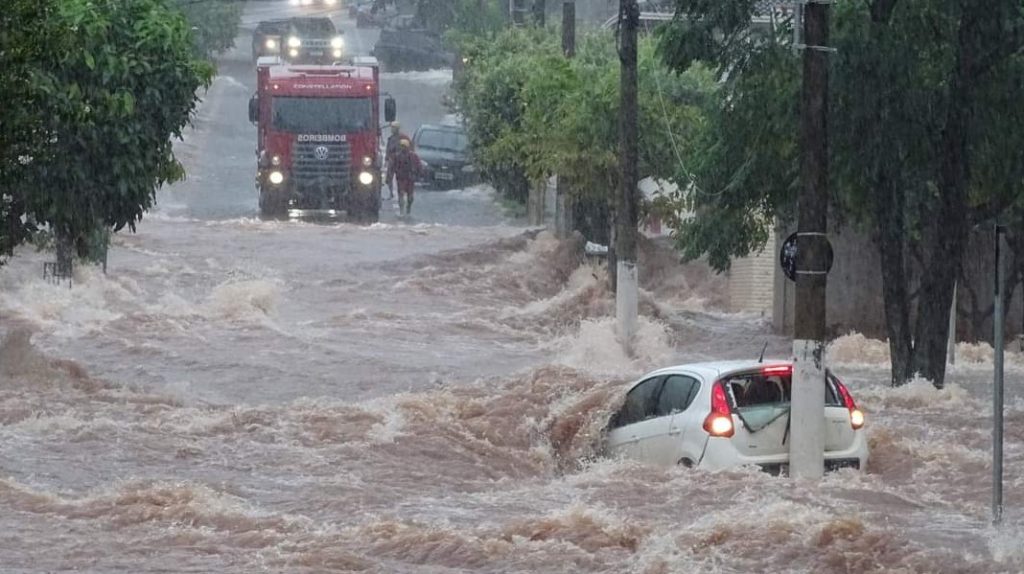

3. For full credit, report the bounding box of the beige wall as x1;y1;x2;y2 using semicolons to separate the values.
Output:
728;228;776;316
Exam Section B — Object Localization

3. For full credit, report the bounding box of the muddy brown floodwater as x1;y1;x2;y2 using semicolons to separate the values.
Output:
1;225;1022;573
1;3;1022;572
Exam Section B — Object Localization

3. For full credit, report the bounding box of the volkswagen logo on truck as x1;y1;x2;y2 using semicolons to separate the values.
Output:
314;145;329;160
298;134;346;142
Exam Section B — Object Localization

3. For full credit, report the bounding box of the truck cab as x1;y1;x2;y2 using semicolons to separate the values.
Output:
249;57;396;221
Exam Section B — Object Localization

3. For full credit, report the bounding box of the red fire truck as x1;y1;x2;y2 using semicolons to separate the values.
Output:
248;56;395;220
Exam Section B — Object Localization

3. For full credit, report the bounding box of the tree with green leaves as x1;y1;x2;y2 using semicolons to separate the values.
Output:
658;0;1024;387
170;0;243;58
452;28;713;238
413;0;507;35
0;0;213;267
0;0;65;259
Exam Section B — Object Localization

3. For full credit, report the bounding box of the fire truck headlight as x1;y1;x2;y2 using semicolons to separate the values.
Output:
265;38;278;50
269;171;284;185
331;37;345;49
271;155;281;167
362;156;372;167
358;171;374;186
325;0;338;5
287;37;302;48
289;49;299;58
333;49;343;59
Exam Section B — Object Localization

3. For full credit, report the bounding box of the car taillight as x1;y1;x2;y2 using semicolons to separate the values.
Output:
703;381;735;438
834;377;865;430
761;364;793;376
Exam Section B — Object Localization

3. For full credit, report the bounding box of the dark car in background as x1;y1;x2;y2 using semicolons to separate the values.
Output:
372;17;454;71
413;124;475;189
252;19;290;62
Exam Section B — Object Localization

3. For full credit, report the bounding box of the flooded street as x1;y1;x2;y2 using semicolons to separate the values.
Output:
1;3;1023;573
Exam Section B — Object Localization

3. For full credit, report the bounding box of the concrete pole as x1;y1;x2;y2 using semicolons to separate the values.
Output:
615;0;640;352
790;0;831;480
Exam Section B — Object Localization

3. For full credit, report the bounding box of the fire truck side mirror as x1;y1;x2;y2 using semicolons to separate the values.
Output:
248;95;258;125
384;96;396;123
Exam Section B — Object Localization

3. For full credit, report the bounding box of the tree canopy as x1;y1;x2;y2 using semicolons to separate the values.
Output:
658;0;1024;387
170;0;244;58
0;0;213;263
452;27;714;237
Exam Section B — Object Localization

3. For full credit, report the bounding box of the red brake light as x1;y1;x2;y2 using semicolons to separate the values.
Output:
833;377;865;430
761;364;793;376
703;381;735;438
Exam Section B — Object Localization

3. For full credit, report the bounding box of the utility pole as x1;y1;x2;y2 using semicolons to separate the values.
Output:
789;0;831;480
562;2;575;57
994;225;1006;524
615;0;640;352
555;1;576;239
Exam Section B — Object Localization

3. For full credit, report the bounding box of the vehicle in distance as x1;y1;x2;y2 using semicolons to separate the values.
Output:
413;124;475;189
372;18;454;71
350;0;387;28
252;19;290;62
248;56;397;221
290;0;341;7
606;361;868;472
282;17;345;64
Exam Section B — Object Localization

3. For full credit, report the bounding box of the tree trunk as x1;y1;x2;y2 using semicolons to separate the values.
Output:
910;11;977;389
873;176;914;385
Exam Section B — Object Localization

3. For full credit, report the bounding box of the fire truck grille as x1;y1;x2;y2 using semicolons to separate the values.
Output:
292;140;351;186
303;39;331;50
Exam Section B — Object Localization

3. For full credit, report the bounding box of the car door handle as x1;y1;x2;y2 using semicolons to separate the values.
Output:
626;436;640;444
669;427;682;435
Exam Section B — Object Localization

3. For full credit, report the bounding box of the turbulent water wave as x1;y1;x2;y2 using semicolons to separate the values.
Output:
2;217;1022;571
2;329;1022;572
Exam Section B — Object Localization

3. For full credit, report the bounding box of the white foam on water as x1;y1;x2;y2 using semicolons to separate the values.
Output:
0;265;132;337
855;376;976;411
204;279;282;320
441;184;495;201
381;69;453;85
555;317;675;376
829;331;1024;370
988;524;1024;564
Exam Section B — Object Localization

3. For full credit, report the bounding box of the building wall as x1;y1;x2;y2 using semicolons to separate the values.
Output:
728;229;776;316
772;225;887;338
771;224;1024;343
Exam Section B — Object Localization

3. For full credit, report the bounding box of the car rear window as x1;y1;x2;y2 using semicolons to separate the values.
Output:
416;129;467;153
721;371;842;408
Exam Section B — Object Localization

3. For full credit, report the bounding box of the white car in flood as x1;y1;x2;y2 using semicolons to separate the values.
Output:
606;361;868;472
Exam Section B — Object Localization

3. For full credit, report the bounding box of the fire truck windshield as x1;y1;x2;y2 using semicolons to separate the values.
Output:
271;96;373;133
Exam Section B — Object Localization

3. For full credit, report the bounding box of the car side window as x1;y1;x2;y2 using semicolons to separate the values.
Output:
612;376;664;428
655;375;700;416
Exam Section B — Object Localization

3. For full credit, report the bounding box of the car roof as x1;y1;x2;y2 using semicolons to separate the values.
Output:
257;19;291;30
644;359;793;381
416;124;464;133
289;17;337;33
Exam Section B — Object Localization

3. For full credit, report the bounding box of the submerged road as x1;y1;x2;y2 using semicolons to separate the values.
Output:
0;3;1022;572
